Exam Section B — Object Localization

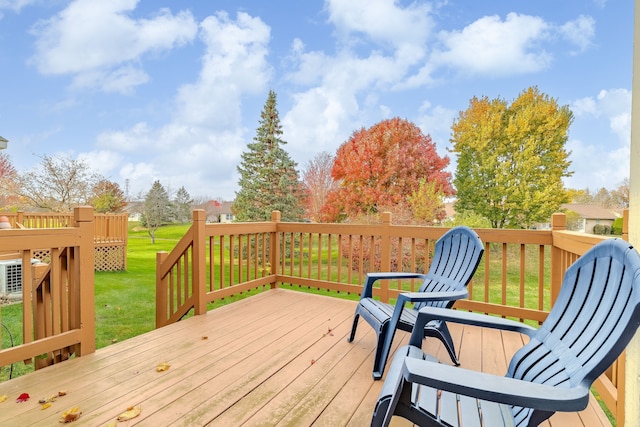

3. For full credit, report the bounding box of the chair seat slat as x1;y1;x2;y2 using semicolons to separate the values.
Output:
458;395;482;427
438;390;460;427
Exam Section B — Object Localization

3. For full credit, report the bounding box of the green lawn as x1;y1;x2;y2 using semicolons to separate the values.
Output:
94;223;189;349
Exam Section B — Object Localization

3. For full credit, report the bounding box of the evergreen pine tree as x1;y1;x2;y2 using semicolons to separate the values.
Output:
234;90;304;222
142;180;172;243
173;186;193;224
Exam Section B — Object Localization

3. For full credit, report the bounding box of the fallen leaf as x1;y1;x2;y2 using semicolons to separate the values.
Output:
16;393;30;403
41;402;52;410
201;336;208;340
311;359;315;365
117;406;142;421
156;362;170;372
40;391;64;404
105;422;117;427
59;406;82;423
0;395;7;403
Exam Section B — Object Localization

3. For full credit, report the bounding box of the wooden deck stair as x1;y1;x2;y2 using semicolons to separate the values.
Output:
0;289;611;426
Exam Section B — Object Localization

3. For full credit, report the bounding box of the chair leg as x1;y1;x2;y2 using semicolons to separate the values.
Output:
373;322;392;380
348;310;360;343
426;321;460;366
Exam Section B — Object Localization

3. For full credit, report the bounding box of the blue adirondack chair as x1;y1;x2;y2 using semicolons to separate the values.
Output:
348;226;484;379
371;238;640;427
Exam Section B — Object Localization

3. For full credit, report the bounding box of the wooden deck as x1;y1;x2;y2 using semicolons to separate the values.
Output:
0;289;611;426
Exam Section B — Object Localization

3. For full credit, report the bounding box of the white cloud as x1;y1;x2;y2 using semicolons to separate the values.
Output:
573;89;631;145
95;11;271;199
566;88;631;190
565;138;628;191
0;0;33;13
416;101;456;152
325;0;433;50
175;12;271;127
559;15;595;54
97;122;153;152
78;150;124;178
283;49;409;163
29;0;197;93
283;0;438;166
431;13;552;77
571;96;598;116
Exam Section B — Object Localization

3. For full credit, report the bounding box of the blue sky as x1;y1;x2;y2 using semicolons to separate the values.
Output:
0;0;632;201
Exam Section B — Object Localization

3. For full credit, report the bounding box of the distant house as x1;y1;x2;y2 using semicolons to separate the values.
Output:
560;203;621;234
124;201;144;222
205;200;234;223
443;202;456;222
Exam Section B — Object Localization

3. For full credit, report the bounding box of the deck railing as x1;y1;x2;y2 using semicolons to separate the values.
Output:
156;208;629;425
0;207;95;371
0;211;128;271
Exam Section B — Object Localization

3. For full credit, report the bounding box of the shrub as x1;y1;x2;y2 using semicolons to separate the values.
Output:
612;218;623;235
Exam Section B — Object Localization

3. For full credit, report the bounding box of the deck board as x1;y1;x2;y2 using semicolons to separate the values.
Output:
0;289;611;426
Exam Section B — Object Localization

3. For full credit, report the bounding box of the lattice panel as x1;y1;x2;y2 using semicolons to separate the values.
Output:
32;250;51;264
94;245;125;271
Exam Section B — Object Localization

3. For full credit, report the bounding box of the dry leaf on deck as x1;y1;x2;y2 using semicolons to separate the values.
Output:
39;394;58;404
117;406;142;421
156;362;170;372
59;406;82;423
41;402;52;410
0;395;7;403
16;393;30;403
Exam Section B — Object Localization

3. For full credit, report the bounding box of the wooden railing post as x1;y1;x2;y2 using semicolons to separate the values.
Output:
156;251;168;328
192;209;207;315
622;208;629;241
380;212;392;303
74;206;95;356
270;211;281;288
550;213;566;305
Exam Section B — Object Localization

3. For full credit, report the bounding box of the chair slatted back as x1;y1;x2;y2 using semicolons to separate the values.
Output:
415;226;484;311
506;239;640;427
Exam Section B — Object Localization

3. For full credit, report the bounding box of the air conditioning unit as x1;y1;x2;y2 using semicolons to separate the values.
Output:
0;259;22;296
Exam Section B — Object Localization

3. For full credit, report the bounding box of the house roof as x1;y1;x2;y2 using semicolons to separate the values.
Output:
207;200;233;215
561;204;619;220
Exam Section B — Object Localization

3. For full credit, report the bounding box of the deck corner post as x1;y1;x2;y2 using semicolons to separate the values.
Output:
192;209;207;316
270;211;281;288
380;212;392;303
625;2;640;423
550;212;566;306
74;206;95;356
156;251;169;328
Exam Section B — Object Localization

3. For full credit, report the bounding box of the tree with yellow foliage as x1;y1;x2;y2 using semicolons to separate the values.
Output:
451;87;573;229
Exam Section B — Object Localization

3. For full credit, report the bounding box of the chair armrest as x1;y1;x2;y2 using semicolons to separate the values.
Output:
402;356;590;412
361;272;428;299
398;290;468;304
408;306;537;346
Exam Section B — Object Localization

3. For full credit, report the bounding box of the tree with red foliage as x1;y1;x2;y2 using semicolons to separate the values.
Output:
322;118;453;221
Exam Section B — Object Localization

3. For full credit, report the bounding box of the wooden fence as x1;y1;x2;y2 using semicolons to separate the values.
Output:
0;211;128;271
156;209;629;425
